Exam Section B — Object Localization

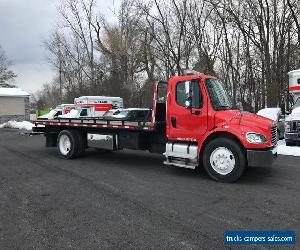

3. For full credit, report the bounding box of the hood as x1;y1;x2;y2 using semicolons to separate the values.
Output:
38;109;59;119
286;107;300;122
214;110;273;131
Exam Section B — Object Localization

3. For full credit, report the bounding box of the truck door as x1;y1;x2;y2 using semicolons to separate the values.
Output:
167;79;207;142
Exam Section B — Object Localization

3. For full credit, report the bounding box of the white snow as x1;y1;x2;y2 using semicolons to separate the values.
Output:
0;88;30;97
257;108;281;121
0;121;34;130
277;140;300;157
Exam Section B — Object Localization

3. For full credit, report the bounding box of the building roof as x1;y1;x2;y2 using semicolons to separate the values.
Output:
0;88;30;97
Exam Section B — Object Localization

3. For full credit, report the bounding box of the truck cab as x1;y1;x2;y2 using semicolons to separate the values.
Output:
284;69;300;146
163;73;277;182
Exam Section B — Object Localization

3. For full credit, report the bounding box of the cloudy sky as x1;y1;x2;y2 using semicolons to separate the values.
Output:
0;0;119;94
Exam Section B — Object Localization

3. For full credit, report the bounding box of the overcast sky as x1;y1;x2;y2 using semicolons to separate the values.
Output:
0;0;119;94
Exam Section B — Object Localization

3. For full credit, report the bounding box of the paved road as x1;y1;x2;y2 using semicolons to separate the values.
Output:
0;129;299;249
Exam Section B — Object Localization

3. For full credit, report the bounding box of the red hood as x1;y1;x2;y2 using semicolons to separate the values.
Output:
214;110;273;131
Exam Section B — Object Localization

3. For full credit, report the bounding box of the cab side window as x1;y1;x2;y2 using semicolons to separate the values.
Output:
80;109;88;116
55;111;62;117
176;80;203;108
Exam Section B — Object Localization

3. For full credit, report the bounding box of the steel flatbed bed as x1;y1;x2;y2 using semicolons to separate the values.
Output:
34;118;154;131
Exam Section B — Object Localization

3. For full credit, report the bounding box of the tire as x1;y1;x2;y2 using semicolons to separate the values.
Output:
203;138;246;183
57;130;85;159
286;140;296;147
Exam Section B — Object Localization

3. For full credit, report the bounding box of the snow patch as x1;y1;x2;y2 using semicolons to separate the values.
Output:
0;121;34;130
0;88;30;97
277;140;300;157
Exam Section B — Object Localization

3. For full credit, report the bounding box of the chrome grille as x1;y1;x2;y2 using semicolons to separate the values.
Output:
291;121;300;132
271;125;278;145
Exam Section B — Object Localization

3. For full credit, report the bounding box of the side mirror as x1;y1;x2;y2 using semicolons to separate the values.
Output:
185;81;192;109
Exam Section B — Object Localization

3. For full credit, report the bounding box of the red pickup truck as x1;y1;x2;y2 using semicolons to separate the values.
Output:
33;72;278;182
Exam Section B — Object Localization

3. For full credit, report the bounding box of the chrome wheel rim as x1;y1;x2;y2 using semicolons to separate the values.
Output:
209;147;235;175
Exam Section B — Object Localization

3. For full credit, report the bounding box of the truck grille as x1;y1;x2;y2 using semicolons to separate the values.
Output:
271;125;278;146
291;121;300;132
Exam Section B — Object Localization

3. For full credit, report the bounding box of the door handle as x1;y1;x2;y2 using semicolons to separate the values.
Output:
171;116;176;128
194;110;201;115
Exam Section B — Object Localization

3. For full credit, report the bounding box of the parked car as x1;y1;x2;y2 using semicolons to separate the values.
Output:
102;109;121;119
37;104;75;120
103;108;151;122
284;97;300;146
257;107;284;139
58;106;95;119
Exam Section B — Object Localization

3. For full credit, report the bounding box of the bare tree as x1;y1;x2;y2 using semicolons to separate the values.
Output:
0;46;17;86
38;0;300;111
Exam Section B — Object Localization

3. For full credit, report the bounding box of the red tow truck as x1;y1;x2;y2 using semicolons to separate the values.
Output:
33;72;278;182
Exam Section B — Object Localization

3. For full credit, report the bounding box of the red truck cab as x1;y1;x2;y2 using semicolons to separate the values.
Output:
163;73;277;182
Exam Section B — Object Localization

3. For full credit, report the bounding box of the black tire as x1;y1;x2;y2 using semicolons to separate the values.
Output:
57;130;85;159
286;140;296;146
74;130;86;157
203;138;246;183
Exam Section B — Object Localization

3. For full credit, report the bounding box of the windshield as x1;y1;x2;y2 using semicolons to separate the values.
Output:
205;79;232;110
46;109;58;116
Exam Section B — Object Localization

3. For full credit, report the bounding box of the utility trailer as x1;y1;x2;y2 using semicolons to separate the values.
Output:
33;73;278;182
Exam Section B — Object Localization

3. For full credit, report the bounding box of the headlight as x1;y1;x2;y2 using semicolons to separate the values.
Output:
246;133;268;144
284;121;291;132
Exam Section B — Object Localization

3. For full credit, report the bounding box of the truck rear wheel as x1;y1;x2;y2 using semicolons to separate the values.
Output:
57;130;85;159
203;138;246;182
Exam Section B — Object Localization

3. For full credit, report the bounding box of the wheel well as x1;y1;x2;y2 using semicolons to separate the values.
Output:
45;127;86;147
199;132;246;160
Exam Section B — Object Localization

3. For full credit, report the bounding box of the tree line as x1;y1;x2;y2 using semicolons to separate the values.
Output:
36;0;300;112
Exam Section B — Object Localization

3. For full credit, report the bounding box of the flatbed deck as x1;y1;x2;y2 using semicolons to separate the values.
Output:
33;118;154;131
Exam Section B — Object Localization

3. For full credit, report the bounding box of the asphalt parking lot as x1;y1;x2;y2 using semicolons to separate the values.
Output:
0;129;299;249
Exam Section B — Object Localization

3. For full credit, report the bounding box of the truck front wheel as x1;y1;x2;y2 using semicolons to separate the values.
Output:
57;130;85;159
203;138;246;182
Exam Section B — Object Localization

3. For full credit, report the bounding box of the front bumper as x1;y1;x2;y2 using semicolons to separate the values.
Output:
285;132;300;141
247;146;277;167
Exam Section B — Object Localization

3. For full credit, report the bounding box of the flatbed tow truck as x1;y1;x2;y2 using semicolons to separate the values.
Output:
33;72;278;182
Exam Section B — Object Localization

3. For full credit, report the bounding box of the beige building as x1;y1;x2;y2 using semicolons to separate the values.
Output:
0;88;30;123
